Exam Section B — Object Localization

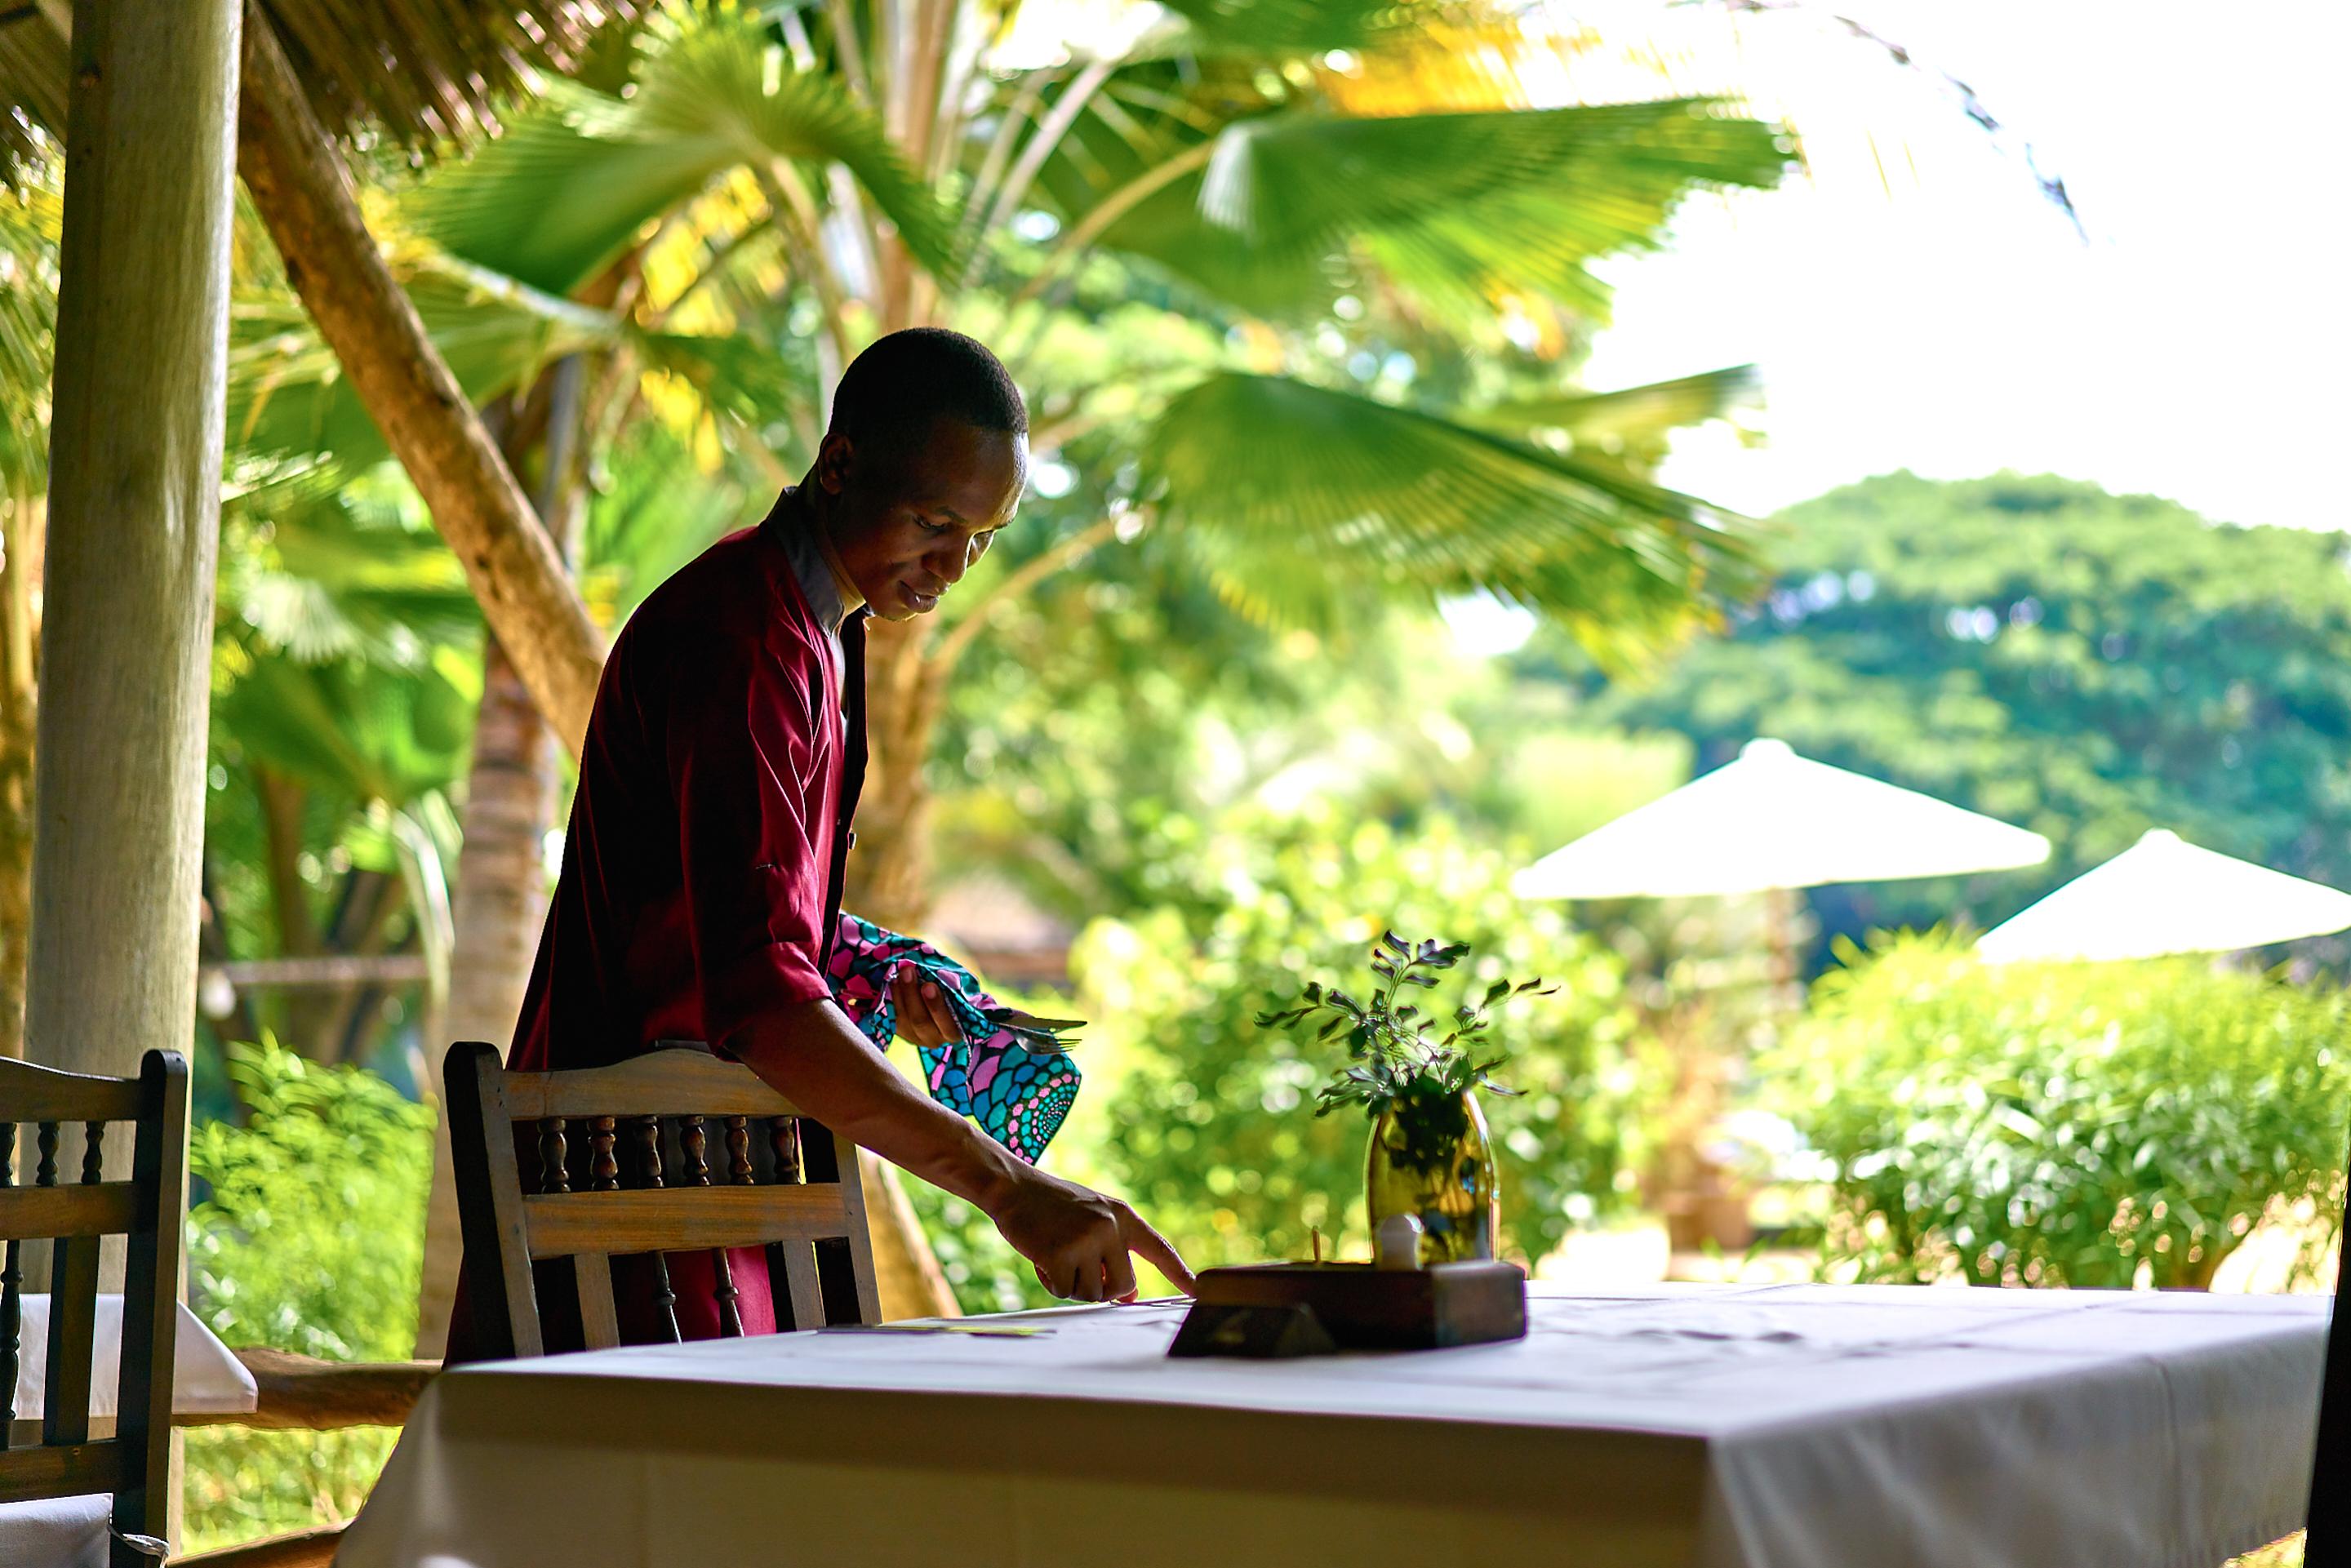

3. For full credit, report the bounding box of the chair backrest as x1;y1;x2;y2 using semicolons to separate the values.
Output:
0;1051;187;1556
2309;1123;2348;1552
445;1042;882;1360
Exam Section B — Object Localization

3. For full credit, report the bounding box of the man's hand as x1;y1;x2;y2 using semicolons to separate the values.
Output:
983;1163;1197;1303
730;996;1188;1305
890;970;964;1050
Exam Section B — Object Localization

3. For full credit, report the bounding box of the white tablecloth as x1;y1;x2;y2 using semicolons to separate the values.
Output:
339;1281;2326;1568
8;1294;260;1424
0;1295;261;1567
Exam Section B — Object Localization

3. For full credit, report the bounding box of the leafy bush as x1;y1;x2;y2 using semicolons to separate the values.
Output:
1769;933;2351;1287
1088;807;1639;1268
182;1040;435;1552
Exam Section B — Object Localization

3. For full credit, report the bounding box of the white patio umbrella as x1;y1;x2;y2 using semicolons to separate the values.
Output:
1511;738;2051;899
1976;828;2351;963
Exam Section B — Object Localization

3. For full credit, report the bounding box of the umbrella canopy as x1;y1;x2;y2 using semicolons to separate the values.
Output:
1512;738;2051;899
1976;828;2351;962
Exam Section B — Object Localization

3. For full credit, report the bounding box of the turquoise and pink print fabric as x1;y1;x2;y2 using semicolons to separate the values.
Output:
825;913;1081;1162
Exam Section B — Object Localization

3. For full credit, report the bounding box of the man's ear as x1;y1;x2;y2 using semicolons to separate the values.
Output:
814;431;854;495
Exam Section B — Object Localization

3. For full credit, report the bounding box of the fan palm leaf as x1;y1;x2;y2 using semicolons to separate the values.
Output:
1097;99;1786;322
1462;365;1761;467
222;484;480;673
0;157;59;488
408;9;958;297
1141;371;1755;660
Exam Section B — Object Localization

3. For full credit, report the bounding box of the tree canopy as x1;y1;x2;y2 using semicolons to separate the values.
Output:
1553;471;2351;964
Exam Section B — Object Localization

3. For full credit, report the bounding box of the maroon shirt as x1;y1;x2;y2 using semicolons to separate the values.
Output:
512;506;866;1073
451;504;866;1358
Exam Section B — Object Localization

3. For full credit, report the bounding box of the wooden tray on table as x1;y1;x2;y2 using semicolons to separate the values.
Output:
1168;1261;1527;1358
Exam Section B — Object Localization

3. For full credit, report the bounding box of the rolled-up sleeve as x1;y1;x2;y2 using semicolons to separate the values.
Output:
660;633;835;1051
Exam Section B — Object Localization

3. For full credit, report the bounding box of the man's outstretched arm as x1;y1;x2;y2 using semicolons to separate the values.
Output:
727;998;1195;1303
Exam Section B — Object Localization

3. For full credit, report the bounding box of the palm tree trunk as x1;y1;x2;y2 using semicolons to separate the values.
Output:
233;4;605;753
843;615;946;930
412;364;585;1358
0;486;38;1060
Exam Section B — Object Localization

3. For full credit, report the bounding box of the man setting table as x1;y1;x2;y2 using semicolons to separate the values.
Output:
452;328;1190;1357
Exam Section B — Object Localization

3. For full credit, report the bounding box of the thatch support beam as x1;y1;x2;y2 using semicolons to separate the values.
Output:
24;0;242;1085
232;5;604;753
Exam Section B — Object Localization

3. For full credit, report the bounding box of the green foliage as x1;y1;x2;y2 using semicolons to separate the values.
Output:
0;156;58;489
182;1040;437;1551
189;1038;434;1356
1102;100;1787;327
1768;932;2351;1288
1258;932;1553;1174
408;7;960;295
1090;810;1638;1267
1143;371;1760;653
1574;472;2351;966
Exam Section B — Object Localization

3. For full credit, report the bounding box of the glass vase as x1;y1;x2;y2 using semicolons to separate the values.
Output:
1365;1089;1498;1266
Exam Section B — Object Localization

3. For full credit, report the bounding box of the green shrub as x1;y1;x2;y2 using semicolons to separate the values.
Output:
1768;933;2351;1288
1088;808;1640;1268
182;1039;434;1552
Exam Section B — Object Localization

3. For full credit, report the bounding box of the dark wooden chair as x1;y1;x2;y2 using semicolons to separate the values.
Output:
446;1041;882;1358
0;1051;187;1566
2309;1123;2348;1561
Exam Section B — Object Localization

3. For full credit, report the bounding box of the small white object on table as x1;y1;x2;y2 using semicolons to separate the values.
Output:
0;1295;260;1565
338;1281;2325;1568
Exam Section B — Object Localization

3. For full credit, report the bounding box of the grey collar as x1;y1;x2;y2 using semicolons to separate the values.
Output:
767;491;852;633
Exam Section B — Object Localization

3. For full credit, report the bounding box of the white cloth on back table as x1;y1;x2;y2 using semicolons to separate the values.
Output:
0;1295;260;1566
338;1281;2325;1568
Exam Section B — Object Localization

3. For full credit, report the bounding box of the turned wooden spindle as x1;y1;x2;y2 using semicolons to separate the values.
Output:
539;1117;571;1195
724;1115;753;1185
635;1117;682;1343
768;1117;802;1184
82;1122;106;1184
633;1117;664;1188
2;1120;19;1432
680;1114;746;1335
589;1116;620;1193
35;1122;58;1188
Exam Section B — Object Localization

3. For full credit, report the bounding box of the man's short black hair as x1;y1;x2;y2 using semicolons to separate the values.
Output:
829;327;1028;453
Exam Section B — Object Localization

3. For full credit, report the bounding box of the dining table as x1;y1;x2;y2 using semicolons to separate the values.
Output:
336;1279;2327;1568
0;1294;260;1564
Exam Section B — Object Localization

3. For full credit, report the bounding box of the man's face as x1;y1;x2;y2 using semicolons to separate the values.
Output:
817;417;1027;620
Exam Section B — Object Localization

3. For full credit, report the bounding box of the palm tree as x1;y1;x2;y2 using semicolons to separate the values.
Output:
333;0;1791;926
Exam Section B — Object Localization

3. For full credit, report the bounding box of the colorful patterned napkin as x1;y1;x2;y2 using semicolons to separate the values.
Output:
825;913;1082;1162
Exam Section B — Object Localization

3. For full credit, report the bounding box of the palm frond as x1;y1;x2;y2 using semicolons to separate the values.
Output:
221;483;479;673
1461;365;1761;468
0;2;639;184
1152;0;1428;54
409;9;957;296
227;265;619;467
1098;99;1787;324
1141;371;1757;660
254;0;640;153
0;153;59;489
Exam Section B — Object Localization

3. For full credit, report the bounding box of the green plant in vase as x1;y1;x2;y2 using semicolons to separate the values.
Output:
1256;934;1553;1266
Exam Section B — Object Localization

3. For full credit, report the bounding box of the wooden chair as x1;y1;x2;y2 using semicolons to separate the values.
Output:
2309;1122;2348;1558
446;1041;882;1358
0;1051;187;1566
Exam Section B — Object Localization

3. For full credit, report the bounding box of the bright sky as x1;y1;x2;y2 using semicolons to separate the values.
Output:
1575;0;2350;533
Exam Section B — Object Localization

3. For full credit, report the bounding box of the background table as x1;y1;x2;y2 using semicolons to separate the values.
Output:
340;1281;2325;1568
1;1295;260;1563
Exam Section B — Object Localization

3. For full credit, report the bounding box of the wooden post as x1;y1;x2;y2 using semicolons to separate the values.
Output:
24;0;242;1086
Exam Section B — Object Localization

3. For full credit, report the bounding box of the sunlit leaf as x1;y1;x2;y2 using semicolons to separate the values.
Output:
1144;371;1758;660
409;10;958;296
